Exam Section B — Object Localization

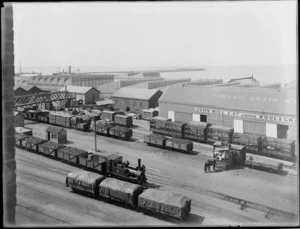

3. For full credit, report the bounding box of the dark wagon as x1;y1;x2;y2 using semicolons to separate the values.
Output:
232;132;263;155
138;188;191;222
151;119;186;138
114;114;133;127
262;137;295;161
207;125;234;145
21;136;47;153
57;146;89;164
144;134;168;148
183;121;211;143
165;137;193;153
38;141;66;158
109;126;132;140
78;153;107;174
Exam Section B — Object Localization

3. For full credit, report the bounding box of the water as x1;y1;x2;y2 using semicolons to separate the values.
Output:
17;64;297;87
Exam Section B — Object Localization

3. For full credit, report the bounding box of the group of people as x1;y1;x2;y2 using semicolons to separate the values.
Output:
204;159;217;172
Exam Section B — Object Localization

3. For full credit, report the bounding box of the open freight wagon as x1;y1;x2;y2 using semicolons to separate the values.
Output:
38;141;66;158
57;146;89;164
21;136;47;152
15;133;30;148
109;126;133;140
78;153;107;174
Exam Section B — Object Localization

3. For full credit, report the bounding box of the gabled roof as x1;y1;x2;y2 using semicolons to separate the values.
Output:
112;88;161;100
60;85;99;94
14;111;23;117
159;87;296;116
95;99;114;106
46;126;66;134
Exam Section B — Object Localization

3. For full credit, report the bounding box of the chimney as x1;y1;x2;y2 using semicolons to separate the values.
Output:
138;159;141;170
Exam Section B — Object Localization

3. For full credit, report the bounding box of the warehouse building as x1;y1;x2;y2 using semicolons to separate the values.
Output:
159;87;297;140
60;85;100;105
14;86;28;96
125;78;191;89
27;73;114;91
14;85;48;96
111;88;163;115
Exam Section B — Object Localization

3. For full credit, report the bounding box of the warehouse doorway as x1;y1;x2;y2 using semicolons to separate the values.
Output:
277;124;288;139
200;115;207;122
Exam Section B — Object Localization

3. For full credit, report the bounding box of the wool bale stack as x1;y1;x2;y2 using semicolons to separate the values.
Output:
232;133;262;155
207;125;233;145
183;121;211;143
262;137;295;161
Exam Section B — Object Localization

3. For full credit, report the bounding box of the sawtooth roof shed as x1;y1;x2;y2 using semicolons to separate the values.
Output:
159;87;296;116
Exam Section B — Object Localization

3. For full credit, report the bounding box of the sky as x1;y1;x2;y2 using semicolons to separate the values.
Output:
12;1;297;69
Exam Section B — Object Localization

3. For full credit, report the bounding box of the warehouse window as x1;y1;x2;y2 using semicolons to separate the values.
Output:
277;124;288;139
200;115;207;122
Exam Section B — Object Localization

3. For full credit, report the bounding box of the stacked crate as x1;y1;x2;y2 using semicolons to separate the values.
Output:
114;115;133;127
232;133;262;155
207;125;233;145
262;137;295;161
183;121;211;143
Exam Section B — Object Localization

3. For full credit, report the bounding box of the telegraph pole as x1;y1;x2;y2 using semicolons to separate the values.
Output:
94;116;97;152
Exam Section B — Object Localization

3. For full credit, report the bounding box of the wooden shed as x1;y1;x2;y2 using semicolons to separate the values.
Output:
46;126;67;144
14;111;24;127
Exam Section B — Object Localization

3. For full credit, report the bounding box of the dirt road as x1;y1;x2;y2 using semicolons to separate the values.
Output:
15;120;299;226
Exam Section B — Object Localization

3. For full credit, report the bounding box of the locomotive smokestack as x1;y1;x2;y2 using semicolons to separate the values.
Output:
138;159;141;170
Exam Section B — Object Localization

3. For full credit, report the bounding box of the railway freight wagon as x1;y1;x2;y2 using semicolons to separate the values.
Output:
150;116;171;131
66;170;191;222
138;188;191;222
70;115;92;131
101;110;124;122
38;141;66;158
144;134;193;153
21;136;47;152
114;114;133;127
66;171;106;196
26;110;49;122
57;146;89;164
109;126;133;140
183;121;211;143
98;178;144;207
232;133;263;155
206;125;234;145
262;137;295;161
151;119;186;138
78;153;107;174
49;112;73;128
15;133;30;147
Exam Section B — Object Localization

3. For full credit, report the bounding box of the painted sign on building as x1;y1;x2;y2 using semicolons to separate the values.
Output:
194;107;296;123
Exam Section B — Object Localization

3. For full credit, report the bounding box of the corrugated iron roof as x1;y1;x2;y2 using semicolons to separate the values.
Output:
95;99;114;106
59;85;99;94
159;87;296;116
112;88;161;100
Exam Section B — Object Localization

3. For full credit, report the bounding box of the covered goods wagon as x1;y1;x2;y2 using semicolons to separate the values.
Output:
183;121;211;143
38;141;66;158
57;147;89;164
138;188;191;221
66;170;106;196
98;178;144;207
207;125;233;145
142;108;159;120
114;115;133;127
232;133;262;155
102;110;124;122
49;112;73;128
262;137;295;161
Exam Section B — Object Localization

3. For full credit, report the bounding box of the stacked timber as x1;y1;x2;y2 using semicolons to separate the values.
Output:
165;137;193;153
114;115;133;127
109;126;132;140
262;137;295;161
98;178;144;207
183;121;211;143
232;133;262;155
207;125;233;145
